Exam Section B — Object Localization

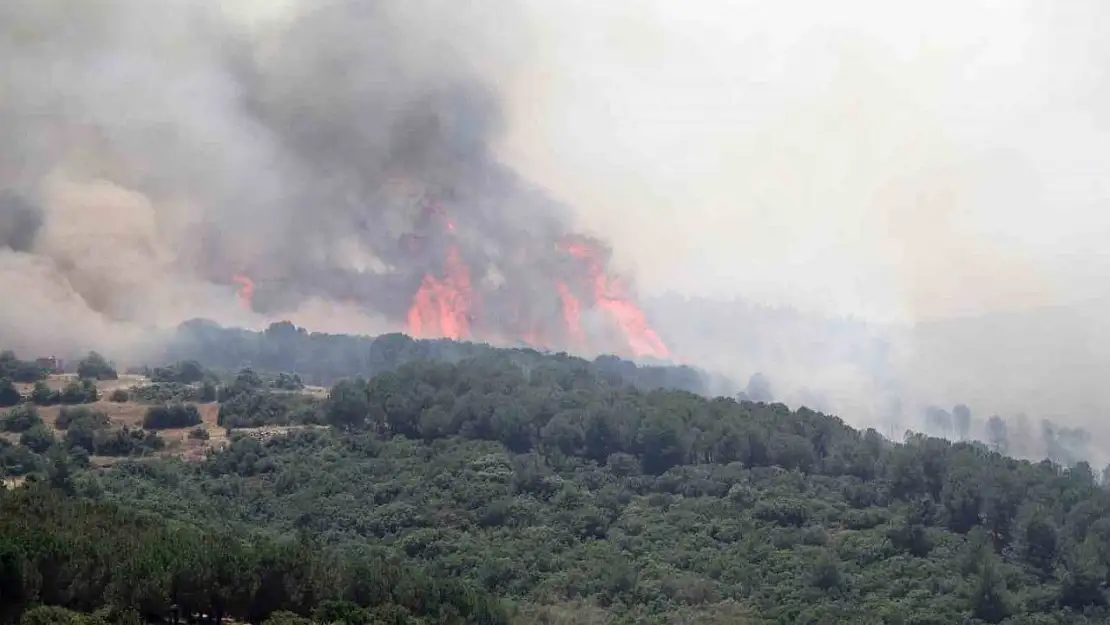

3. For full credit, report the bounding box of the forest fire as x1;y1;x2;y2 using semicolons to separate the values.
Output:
558;238;671;359
406;244;473;340
232;274;255;311
400;200;671;358
231;193;670;360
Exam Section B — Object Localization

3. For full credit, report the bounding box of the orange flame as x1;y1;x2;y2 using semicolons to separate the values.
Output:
556;281;586;349
406;245;472;340
560;240;670;359
232;274;255;311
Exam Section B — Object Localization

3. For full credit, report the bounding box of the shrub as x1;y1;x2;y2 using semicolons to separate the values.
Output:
143;403;202;430
56;406;111;430
76;351;118;381
0;378;20;407
19;605;85;625
1;404;42;433
109;388;129;403
0;351;49;383
272;372;305;391
198;381;218;403
218;391;323;429
64;420;99;454
20;424;56;454
261;612;313;625
130;383;196;404
30;380;60;406
59;379;99;405
95;426;165;457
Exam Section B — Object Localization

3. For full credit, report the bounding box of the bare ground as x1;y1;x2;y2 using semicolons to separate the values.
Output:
3;375;318;467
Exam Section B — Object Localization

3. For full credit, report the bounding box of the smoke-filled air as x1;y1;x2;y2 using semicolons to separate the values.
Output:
3;1;1110;462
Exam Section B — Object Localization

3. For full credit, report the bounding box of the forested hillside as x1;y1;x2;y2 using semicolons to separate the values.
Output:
2;331;1110;624
163;319;713;394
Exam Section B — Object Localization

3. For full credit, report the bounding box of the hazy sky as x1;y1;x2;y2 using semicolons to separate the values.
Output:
495;0;1110;324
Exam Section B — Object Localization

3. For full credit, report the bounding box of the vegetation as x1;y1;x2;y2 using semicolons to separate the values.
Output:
55;406;111;431
0;378;19;407
0;351;49;383
76;351;118;381
142;403;202;430
1;328;1109;623
165;320;710;392
0;483;507;624
59;379;99;405
1;404;43;433
128;383;199;405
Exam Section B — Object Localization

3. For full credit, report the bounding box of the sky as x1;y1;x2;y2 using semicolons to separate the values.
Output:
496;0;1110;324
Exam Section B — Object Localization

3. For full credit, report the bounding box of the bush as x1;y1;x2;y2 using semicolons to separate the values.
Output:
0;351;49;383
109;388;129;403
143;403;202;430
0;378;20;407
188;426;210;441
59;379;98;405
95;426;165;457
1;404;42;433
64;420;99;454
30;380;60;406
56;406;111;430
218;390;323;429
130;383;196;404
77;351;118;381
271;372;305;391
0;439;44;477
20;424;56;454
261;611;313;625
19;605;85;625
198;381;218;403
150;360;207;384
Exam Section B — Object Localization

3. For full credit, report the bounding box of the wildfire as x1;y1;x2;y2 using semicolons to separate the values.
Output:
558;239;670;359
556;281;586;349
232;274;255;311
399;192;670;359
406;245;472;340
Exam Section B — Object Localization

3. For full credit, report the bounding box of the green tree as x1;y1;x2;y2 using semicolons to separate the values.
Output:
1057;537;1108;608
143;403;201;430
77;352;118;381
20;424;55;454
970;552;1011;623
0;379;19;408
59;379;98;405
326;379;370;431
2;404;42;433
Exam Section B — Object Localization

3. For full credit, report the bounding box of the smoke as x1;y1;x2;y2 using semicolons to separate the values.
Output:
4;0;1110;463
0;0;584;361
492;0;1110;461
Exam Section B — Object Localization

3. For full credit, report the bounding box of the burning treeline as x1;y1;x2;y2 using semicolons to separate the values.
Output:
0;0;670;360
239;188;670;360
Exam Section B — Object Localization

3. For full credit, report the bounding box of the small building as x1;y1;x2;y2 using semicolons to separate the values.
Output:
35;356;63;374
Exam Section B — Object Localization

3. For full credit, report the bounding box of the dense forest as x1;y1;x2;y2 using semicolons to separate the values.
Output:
2;324;1110;623
161;320;712;395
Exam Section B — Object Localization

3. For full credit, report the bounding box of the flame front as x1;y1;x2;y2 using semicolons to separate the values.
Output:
406;245;472;340
556;281;586;349
398;192;670;359
559;240;670;359
232;274;255;311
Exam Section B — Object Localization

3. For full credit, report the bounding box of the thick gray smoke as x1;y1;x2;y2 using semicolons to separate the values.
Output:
0;0;615;360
